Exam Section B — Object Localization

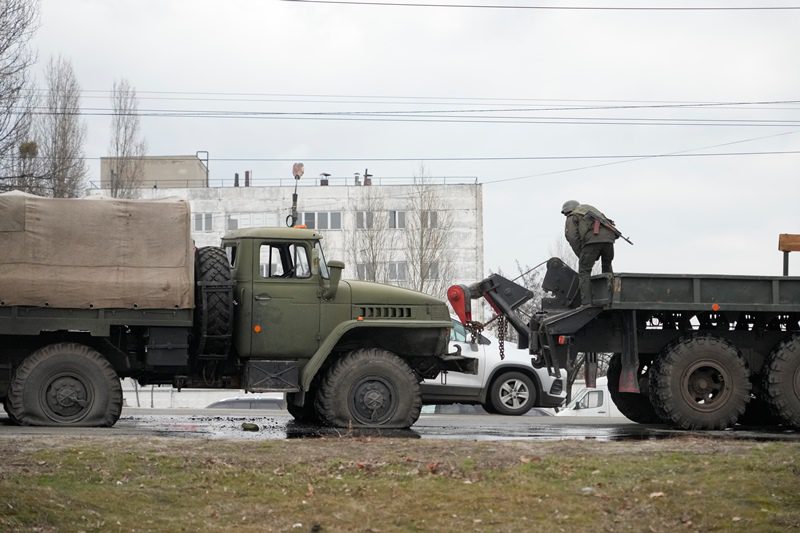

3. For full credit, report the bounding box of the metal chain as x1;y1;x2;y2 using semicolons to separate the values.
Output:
466;320;483;345
497;315;506;360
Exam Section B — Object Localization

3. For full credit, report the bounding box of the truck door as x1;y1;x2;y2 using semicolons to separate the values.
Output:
250;241;321;359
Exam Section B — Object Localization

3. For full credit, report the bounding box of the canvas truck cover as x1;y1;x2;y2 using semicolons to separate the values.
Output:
0;192;194;309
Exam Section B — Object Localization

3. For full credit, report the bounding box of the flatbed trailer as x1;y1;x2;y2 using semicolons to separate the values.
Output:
449;257;800;430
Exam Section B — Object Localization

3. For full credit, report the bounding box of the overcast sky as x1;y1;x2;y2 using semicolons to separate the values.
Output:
32;0;800;277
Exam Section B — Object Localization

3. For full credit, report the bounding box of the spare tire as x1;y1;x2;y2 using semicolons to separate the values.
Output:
192;246;234;357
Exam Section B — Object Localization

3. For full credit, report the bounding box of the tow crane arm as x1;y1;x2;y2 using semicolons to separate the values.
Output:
447;273;534;351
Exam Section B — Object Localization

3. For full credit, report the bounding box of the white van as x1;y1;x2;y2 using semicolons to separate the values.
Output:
420;319;567;415
556;377;626;418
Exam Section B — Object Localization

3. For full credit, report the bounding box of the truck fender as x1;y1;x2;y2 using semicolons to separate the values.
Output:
300;319;452;390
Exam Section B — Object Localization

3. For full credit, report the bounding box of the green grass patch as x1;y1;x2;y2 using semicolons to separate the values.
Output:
1;436;798;532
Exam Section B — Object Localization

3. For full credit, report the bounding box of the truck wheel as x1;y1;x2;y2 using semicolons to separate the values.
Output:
762;336;800;428
648;336;750;430
7;343;122;427
192;246;233;356
2;398;20;425
606;354;662;423
487;371;536;416
315;349;421;428
286;390;321;424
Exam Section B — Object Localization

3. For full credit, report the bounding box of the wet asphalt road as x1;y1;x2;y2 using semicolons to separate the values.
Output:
1;408;798;442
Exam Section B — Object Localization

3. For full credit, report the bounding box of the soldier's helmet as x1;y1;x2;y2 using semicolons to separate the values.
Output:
561;200;579;215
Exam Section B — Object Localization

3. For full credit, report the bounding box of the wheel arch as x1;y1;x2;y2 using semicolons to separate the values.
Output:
300;319;451;390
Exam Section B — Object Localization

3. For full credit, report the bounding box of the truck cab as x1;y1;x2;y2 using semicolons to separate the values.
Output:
219;227;474;428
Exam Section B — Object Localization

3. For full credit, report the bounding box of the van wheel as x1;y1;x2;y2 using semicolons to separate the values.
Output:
488;371;536;416
762;336;800;428
607;354;662;423
648;336;750;430
315;349;421;428
7;343;122;427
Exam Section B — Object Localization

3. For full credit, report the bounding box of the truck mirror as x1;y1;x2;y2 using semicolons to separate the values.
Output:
323;260;344;300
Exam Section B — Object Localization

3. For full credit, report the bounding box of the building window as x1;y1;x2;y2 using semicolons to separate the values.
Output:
226;212;274;230
389;210;405;229
194;213;213;232
388;261;407;282
356;211;374;230
421;210;438;229
356;263;376;281
301;212;342;230
424;261;439;280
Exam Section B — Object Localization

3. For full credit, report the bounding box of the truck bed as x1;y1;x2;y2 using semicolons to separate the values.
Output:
591;272;800;313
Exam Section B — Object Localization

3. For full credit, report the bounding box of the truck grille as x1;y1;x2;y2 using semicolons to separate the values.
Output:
357;306;412;319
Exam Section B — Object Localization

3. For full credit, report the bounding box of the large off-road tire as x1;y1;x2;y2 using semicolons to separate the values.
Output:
648;336;751;430
2;398;20;425
6;343;122;427
192;246;233;356
762;336;800;428
315;349;421;429
286;389;321;424
487;371;536;416
607;353;662;424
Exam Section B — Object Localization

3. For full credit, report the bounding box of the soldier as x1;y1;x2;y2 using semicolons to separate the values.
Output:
561;200;619;306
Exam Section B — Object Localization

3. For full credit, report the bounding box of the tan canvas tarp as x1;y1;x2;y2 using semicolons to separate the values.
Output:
0;192;194;309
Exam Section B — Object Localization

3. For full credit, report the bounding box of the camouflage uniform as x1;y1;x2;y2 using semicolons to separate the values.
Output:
563;202;618;305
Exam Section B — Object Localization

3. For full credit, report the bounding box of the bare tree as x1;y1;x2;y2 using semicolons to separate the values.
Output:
36;55;86;197
349;184;389;282
0;0;38;187
9;138;39;192
405;166;454;298
108;78;146;198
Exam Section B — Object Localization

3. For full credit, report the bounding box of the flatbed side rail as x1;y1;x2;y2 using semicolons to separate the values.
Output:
604;273;800;313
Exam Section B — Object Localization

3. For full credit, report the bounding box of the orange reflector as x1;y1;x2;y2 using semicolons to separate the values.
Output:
558;335;568;345
294;224;308;229
357;316;364;321
253;324;262;333
711;303;720;312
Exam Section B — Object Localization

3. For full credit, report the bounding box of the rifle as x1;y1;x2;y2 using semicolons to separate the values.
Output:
586;212;634;246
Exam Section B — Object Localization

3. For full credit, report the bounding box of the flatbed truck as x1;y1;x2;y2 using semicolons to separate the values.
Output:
449;243;800;430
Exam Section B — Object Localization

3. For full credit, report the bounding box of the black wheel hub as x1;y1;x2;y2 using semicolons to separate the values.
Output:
350;377;396;424
43;373;91;421
681;362;730;412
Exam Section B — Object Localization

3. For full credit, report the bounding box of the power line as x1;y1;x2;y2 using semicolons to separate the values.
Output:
25;148;800;163
20;108;800;127
282;0;800;11
26;89;800;109
25;90;800;112
483;130;800;184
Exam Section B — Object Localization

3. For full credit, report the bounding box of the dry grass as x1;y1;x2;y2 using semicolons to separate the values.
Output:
1;435;798;532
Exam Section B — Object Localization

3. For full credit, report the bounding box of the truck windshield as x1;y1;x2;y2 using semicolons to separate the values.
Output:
315;241;329;279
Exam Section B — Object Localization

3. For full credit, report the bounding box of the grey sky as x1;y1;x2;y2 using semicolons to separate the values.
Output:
32;0;800;277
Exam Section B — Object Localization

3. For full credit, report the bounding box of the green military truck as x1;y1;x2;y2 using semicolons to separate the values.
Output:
0;192;473;428
449;245;800;430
